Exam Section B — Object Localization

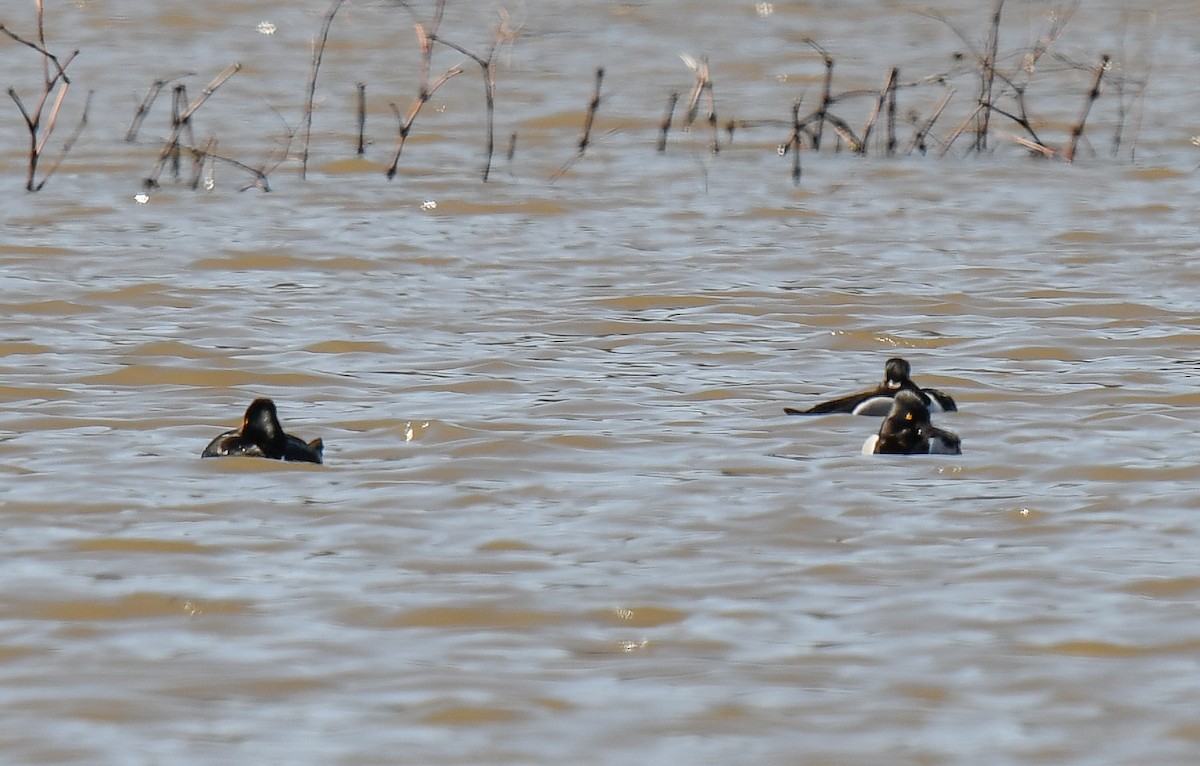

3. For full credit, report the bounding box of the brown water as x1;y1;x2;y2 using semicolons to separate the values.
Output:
2;1;1200;763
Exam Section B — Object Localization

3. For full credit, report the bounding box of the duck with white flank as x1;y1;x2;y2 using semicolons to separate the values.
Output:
862;390;961;455
784;357;957;417
201;398;324;464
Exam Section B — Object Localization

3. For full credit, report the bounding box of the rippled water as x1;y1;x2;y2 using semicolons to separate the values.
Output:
3;1;1200;764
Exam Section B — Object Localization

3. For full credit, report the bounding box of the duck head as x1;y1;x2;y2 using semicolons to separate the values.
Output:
241;398;288;458
883;357;913;389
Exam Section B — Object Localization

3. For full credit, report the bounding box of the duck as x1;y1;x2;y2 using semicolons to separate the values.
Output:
201;398;324;464
784;357;957;416
862;389;961;455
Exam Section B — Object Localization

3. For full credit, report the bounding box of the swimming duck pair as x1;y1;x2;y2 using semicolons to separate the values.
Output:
785;357;961;455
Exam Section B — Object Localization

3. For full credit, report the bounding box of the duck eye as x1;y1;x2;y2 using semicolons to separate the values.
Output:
904;413;913;420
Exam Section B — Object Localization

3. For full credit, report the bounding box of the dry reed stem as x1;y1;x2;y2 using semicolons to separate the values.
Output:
551;67;604;183
1109;11;1153;160
788;100;802;184
926;0;1081;155
195;150;271;192
188;135;217;189
1063;54;1109;162
143;64;241;188
885;69;898;154
680;53;720;152
806;40;834;151
428;9;516;181
706;95;720;154
0;17;85;190
859;67;897;155
33;88;91;191
302;0;346;180
657;91;678;152
979;99;1043;149
180;63;241;123
939;102;984;156
974;0;1004;151
681;54;707;129
126;78;170;142
990;3;1078;148
1009;134;1055;158
356;82;367;155
0;25;72;83
385;63;463;178
3;0;1144;190
578;67;604;152
35;0;45;74
167;85;189;179
35;75;71;156
386;0;471;179
824;113;861;153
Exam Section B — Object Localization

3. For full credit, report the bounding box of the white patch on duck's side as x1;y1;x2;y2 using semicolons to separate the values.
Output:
849;389;950;416
861;434;880;455
850;397;895;417
928;431;961;455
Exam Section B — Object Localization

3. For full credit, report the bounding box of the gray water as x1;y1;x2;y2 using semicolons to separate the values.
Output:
2;1;1200;763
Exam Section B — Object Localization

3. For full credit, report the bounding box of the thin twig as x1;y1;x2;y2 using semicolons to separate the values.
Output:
302;0;346;179
939;102;985;156
179;63;241;123
428;9;515;181
974;0;1005;152
0;24;71;83
908;86;954;154
187;135;217;190
806;40;834;151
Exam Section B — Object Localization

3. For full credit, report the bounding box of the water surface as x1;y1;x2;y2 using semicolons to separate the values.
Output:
2;1;1199;764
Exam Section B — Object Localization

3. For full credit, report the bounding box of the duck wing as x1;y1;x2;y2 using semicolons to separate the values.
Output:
924;424;961;454
202;431;267;458
282;435;323;464
921;388;957;413
784;386;892;416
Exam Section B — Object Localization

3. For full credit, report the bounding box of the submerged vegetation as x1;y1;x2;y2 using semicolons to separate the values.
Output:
0;0;1154;192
